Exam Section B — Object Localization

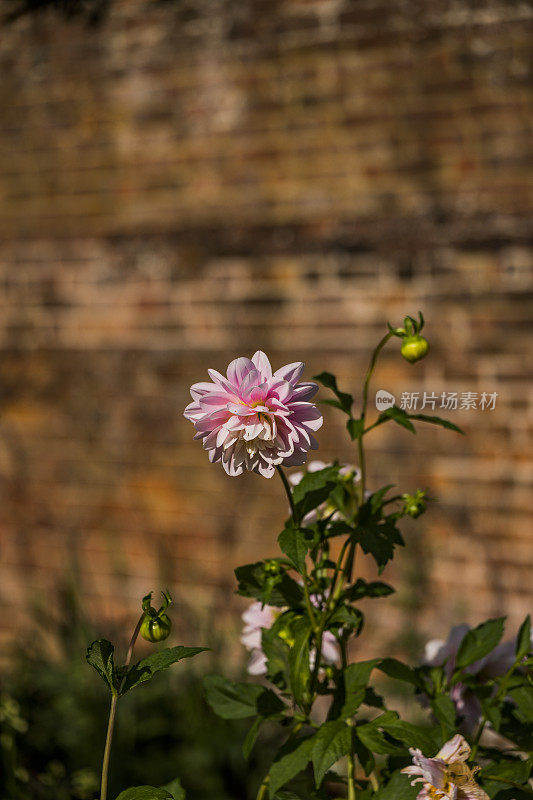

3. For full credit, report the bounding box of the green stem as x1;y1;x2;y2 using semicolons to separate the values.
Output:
276;465;294;515
276;465;317;629
256;777;270;800
358;330;394;503
100;695;118;800
99;612;144;800
470;713;487;760
347;747;357;800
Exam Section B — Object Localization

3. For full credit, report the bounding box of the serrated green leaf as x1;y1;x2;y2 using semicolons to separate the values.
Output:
340;660;380;719
356;722;403;755
278;523;317;574
455;618;506;670
204;675;285;720
516;615;532;660
313;372;353;416
268;736;315;798
311;720;351;787
122;646;208;694
86;639;117;695
115;788;173;800
356;517;404;573
378;719;437;753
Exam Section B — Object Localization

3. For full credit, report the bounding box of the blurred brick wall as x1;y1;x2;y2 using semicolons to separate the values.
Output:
0;0;531;662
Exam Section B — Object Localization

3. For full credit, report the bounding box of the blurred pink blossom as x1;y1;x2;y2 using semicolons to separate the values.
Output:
423;624;528;731
241;600;339;676
402;734;489;800
184;351;322;478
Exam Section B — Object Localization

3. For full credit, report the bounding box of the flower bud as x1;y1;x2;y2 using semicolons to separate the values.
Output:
140;613;172;643
401;335;429;364
401;490;427;518
140;590;173;643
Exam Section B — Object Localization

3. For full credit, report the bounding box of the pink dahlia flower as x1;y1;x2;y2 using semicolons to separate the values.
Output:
184;351;323;478
241;600;339;676
402;734;489;800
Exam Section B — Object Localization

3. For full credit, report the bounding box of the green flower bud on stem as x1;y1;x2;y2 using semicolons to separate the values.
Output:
140;590;173;643
401;335;430;363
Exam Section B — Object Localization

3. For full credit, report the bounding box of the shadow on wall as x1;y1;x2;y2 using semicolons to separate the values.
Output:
3;0;111;25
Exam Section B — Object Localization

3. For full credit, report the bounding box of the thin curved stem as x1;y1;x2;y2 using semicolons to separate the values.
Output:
358;330;394;504
99;612;145;800
276;465;294;515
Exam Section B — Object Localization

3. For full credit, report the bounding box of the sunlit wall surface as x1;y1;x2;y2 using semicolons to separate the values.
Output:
0;0;531;660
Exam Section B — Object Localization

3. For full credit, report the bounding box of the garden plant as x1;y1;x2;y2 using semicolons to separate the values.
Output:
84;313;531;799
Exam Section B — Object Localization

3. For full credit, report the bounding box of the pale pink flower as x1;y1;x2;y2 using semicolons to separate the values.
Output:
402;734;489;800
241;600;339;676
184;352;323;478
423;624;529;731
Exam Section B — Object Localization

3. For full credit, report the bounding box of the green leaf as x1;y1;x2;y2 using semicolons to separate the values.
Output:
344;579;395;602
373;771;419;800
516;615;532;659
509;686;533;724
292;466;339;524
327;605;364;636
160;778;186;800
340;660;380;719
455;618;506;670
86;639;117;696
377;406;416;433
235;562;304;607
407;414;465;435
313;372;353;416
122;647;208;694
115;788;173;800
243;716;264;759
347;417;364;440
481;758;533;795
289;618;312;710
378;719;438;753
430;695;456;735
262;624;292;687
268;736;315;798
356;723;403;756
278;523;317;574
311;720;351;787
356;517;404;573
377;658;420;687
203;675;285;720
